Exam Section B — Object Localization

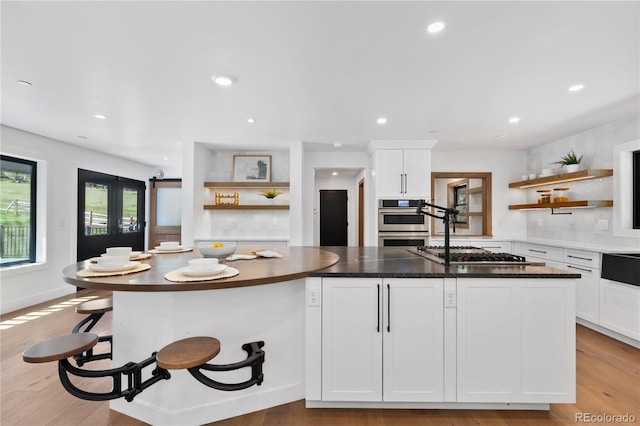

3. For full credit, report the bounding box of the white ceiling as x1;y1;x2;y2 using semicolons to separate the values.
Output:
2;1;639;175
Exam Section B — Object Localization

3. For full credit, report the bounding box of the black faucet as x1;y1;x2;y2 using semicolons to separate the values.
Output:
416;200;459;266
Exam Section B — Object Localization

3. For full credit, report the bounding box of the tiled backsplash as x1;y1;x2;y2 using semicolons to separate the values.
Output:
525;115;639;247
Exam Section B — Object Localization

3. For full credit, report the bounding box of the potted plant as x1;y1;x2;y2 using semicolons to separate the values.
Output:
259;188;282;204
553;149;583;173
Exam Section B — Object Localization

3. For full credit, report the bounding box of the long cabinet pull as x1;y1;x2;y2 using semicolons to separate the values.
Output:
567;254;594;262
528;249;547;254
566;264;593;273
387;284;391;333
400;174;404;194
404;174;407;194
376;284;381;333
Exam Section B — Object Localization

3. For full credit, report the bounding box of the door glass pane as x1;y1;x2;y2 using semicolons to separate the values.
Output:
156;187;181;226
122;187;140;233
84;183;108;236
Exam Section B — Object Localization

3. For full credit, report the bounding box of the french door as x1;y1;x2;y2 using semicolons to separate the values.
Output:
77;169;145;261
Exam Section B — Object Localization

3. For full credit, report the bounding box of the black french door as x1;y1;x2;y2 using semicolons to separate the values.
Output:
77;169;145;261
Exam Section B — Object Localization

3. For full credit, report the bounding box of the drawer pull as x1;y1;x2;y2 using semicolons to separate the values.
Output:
566;264;593;273
529;249;547;254
567;255;593;262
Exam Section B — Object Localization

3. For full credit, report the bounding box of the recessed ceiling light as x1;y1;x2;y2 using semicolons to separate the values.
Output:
94;114;107;120
16;80;32;86
162;156;169;161
247;118;256;124
76;135;87;139
332;172;338;176
568;84;584;92
334;143;342;148
427;22;446;34
377;117;387;125
508;116;520;124
212;75;236;87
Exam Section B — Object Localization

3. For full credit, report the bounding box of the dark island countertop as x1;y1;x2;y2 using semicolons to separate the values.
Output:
310;247;581;279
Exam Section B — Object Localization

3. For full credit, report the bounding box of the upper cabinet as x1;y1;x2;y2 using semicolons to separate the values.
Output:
372;149;431;198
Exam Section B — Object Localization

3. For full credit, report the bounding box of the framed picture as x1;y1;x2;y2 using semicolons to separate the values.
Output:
232;155;272;182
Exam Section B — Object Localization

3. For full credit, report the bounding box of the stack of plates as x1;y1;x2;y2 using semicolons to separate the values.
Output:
179;264;227;277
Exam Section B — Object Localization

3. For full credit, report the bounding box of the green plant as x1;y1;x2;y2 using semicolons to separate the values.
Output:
552;149;583;167
259;189;282;199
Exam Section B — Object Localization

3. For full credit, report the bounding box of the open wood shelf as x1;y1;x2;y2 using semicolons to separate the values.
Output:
508;200;613;210
204;205;290;210
204;182;290;189
508;169;613;189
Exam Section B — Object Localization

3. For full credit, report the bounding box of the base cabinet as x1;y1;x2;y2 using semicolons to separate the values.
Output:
600;279;640;341
456;279;576;403
321;278;444;402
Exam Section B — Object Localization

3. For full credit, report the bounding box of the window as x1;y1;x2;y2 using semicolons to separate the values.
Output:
0;155;37;267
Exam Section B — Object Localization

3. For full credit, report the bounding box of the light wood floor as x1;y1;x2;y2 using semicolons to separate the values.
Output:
1;288;638;425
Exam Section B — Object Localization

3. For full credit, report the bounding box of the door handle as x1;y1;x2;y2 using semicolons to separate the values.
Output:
387;284;391;332
377;284;381;333
404;174;407;194
400;174;404;194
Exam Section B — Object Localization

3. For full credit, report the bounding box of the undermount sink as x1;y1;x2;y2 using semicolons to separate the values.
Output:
601;253;640;287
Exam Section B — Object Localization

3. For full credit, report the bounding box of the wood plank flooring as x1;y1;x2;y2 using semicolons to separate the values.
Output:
2;288;638;425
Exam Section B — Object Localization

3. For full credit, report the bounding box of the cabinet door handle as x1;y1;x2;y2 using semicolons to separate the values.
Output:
528;249;547;254
404;174;407;194
400;174;404;194
377;284;381;333
386;284;391;332
567;255;593;262
566;264;593;273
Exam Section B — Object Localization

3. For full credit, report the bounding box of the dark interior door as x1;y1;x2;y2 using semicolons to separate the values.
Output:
77;169;145;261
320;190;348;246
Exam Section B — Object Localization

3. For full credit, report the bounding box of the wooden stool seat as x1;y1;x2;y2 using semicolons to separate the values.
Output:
76;297;113;315
156;337;221;370
23;333;99;363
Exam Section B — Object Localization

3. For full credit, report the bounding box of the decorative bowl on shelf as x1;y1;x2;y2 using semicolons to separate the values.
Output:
198;243;237;258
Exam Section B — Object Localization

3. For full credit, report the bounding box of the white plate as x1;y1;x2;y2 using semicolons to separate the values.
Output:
130;251;142;257
154;246;183;251
179;265;228;277
255;250;283;258
90;261;140;272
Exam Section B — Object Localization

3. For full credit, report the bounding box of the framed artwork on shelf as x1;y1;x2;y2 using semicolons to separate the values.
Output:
232;155;272;182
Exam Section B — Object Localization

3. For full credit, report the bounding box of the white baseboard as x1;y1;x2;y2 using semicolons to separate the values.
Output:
0;286;76;315
577;318;640;349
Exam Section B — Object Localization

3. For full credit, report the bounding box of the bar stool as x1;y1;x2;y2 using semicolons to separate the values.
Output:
72;297;113;366
157;337;265;391
23;333;170;402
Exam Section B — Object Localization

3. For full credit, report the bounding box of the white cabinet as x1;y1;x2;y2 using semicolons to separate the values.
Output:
564;249;601;324
456;278;576;403
373;150;431;198
599;279;640;341
321;278;444;402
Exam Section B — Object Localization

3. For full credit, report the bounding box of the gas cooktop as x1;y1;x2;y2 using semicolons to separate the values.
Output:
408;246;545;266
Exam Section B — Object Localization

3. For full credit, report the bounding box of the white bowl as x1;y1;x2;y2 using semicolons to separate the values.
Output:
106;247;132;256
198;243;237;258
97;255;130;268
188;258;220;272
521;175;528;181
528;173;537;180
160;241;180;249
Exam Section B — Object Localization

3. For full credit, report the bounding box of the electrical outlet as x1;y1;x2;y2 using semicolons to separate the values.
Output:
308;288;321;307
445;289;456;308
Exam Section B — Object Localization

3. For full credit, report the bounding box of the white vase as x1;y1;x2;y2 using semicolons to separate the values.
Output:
565;164;580;173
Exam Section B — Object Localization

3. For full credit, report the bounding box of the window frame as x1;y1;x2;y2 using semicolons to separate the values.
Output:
0;154;37;268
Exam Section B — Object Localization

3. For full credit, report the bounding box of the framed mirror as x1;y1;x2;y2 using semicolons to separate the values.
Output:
431;172;492;236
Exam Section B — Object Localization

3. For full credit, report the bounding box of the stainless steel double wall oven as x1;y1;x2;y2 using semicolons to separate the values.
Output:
378;199;430;246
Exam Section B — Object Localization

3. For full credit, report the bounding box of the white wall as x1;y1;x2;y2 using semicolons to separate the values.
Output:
525;115;640;247
0;125;156;314
431;149;529;239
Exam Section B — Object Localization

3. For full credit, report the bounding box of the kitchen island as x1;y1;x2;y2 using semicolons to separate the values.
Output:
62;246;577;424
306;247;578;410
